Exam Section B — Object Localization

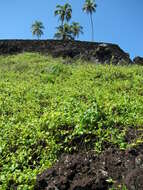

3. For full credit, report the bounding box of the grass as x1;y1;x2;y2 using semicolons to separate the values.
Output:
0;53;143;189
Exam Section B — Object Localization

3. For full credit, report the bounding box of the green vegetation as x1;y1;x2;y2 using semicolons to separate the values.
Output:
71;22;83;40
54;22;83;40
54;3;72;26
54;23;73;40
0;53;143;189
83;0;97;41
31;21;44;40
54;3;83;40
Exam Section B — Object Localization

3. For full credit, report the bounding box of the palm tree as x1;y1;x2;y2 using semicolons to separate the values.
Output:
54;3;72;26
71;22;83;40
83;0;97;41
54;23;73;41
31;21;44;40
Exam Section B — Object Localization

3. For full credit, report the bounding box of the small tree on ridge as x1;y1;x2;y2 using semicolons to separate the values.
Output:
54;23;73;41
31;21;44;40
71;22;83;40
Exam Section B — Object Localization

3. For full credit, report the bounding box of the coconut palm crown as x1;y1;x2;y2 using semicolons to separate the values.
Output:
31;21;44;39
71;22;83;39
54;23;73;41
83;0;97;41
54;3;72;26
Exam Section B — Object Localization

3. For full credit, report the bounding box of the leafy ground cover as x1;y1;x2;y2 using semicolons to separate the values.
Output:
0;53;143;189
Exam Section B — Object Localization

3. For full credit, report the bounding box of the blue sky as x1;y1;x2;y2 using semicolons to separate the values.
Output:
0;0;143;59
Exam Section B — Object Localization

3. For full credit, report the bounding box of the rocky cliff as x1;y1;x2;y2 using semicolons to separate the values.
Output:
133;56;143;65
0;40;132;64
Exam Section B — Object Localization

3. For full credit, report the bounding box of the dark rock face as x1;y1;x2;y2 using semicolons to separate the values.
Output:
34;145;143;190
0;40;132;65
133;56;143;65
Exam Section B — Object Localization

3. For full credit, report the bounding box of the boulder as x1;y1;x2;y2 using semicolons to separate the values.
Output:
133;56;143;65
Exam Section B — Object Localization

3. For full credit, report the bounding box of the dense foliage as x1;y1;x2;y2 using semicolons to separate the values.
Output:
0;53;143;189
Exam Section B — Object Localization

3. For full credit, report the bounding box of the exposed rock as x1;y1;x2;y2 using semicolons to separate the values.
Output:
34;145;143;190
0;40;132;65
133;56;143;65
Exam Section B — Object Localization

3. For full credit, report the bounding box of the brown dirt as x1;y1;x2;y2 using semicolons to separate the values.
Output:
34;144;143;190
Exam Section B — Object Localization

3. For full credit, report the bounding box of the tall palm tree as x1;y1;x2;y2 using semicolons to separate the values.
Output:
54;23;73;41
31;21;44;40
83;0;97;41
71;22;83;40
54;3;72;26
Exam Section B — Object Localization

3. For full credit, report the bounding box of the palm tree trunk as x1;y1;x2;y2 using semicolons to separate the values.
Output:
90;13;94;42
61;20;64;27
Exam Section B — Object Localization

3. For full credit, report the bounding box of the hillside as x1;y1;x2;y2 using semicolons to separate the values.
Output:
0;53;143;189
